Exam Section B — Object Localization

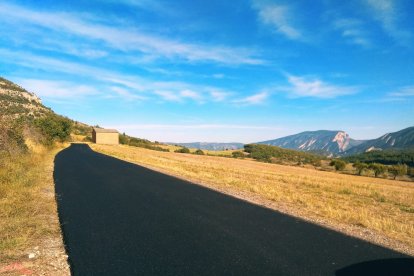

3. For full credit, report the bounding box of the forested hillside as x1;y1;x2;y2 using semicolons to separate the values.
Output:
343;149;414;167
243;144;324;166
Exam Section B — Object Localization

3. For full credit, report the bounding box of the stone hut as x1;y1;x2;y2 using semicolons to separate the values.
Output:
92;128;119;145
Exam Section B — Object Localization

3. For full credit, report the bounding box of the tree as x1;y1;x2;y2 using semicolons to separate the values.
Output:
353;162;368;175
232;151;245;158
119;133;128;144
389;164;408;180
194;149;205;155
35;114;72;145
330;159;347;171
368;163;387;177
175;147;190;154
408;167;414;177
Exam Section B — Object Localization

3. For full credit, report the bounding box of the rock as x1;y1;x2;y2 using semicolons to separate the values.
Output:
28;253;36;259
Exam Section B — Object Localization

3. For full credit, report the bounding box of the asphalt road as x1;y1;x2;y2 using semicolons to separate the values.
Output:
54;144;413;275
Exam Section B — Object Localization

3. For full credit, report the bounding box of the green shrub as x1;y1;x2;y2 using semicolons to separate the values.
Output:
330;159;347;171
353;162;369;175
389;164;408;180
34;114;72;145
194;149;205;155
232;151;245;158
175;147;190;154
128;138;168;152
368;163;387;177
408;167;414;177
0;119;27;154
119;133;128;145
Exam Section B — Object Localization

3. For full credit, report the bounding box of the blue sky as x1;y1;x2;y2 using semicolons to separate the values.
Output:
0;0;413;142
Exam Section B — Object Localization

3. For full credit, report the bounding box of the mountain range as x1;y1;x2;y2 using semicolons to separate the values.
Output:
172;128;414;156
259;128;414;156
343;127;414;155
167;142;244;151
258;130;363;155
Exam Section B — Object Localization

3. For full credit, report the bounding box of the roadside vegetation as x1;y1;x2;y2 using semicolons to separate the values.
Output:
0;109;71;273
0;146;69;274
91;144;414;255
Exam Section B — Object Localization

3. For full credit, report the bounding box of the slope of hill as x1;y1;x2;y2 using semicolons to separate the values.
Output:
167;142;244;151
0;77;50;119
0;77;75;154
258;130;363;156
345;127;414;155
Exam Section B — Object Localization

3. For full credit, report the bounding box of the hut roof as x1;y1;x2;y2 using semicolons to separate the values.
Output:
93;128;118;133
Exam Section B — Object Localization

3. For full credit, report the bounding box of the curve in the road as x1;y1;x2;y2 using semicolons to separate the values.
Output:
54;144;413;275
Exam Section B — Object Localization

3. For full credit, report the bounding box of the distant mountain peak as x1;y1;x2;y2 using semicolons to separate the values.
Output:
258;130;362;156
166;142;244;151
332;131;351;152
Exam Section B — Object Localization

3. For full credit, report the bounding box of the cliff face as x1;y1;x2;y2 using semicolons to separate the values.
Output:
0;77;48;119
259;130;363;156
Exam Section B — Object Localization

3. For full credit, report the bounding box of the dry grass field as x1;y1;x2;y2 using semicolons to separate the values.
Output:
91;144;414;255
157;143;236;156
0;145;69;275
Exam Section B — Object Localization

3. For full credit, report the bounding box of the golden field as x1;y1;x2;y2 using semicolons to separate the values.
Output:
91;143;414;255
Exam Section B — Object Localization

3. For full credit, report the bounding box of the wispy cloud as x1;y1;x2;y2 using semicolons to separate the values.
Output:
387;86;414;99
282;75;358;98
252;1;302;40
210;90;230;102
154;89;204;103
0;49;237;104
334;18;371;47
364;0;411;44
104;0;164;10
16;79;100;99
233;91;268;105
0;2;263;65
111;86;147;101
110;124;281;130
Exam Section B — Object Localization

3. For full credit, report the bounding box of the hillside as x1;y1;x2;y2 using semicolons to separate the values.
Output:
0;77;92;154
167;142;244;151
258;130;363;156
0;77;50;119
344;127;414;155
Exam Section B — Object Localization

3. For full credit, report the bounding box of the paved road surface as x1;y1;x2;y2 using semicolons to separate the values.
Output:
54;144;413;275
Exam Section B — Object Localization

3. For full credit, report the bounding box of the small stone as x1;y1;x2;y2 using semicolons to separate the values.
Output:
28;253;36;259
